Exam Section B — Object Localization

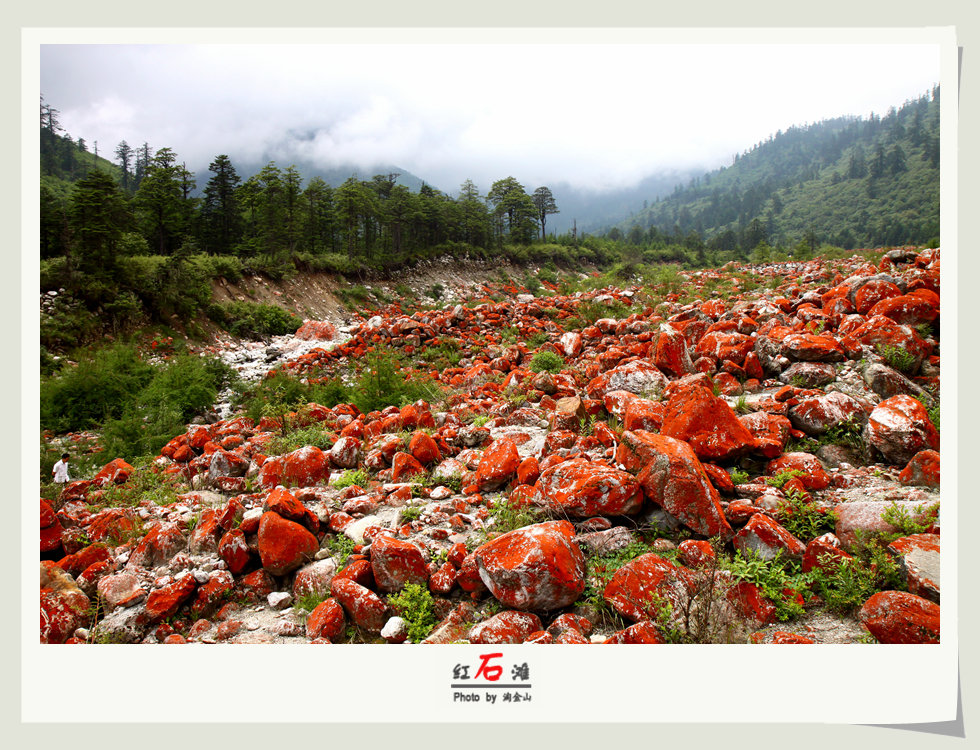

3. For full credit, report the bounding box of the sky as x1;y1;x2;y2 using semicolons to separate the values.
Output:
38;38;941;195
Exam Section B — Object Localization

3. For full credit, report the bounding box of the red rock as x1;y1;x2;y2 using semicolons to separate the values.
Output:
534;457;643;517
553;627;591;643
128;522;185;569
306;598;346;640
733;512;806;561
329;436;362;469
40;501;62;553
887;534;940;603
456;552;488;595
92;458;135;486
96;572;146;611
839;315;931;368
787;392;867;437
854;279;902;314
296;320;337;340
726;581;777;625
899;450;940;489
801;537;853;574
868;294;938;327
586;359;668;400
603;621;668;644
293;559;339;599
474;438;521;491
858;591;940;644
330;577;388;633
258;446;331;489
700;463;735;494
370;534;430;593
468;610;543;644
265;486;307;523
57;544;112;577
834;500;938;551
474;521;585;611
677;539;716;568
781;333;846;362
779;361;838;388
866;395;940;465
629;432;733;540
766;452;830;491
652;323;695;377
660;386;756;462
428;561;457;595
391;452;426;483
603;553;695;624
409;431;442;465
769;631;815;644
695;331;755;365
335;558;375;588
739;411;791;459
216;620;243;641
622;398;665;432
189;570;235;619
40;587;88;644
218;529;251;575
548;612;593;636
144;574;198;624
257;511;319;576
515;455;541;486
237;569;275;601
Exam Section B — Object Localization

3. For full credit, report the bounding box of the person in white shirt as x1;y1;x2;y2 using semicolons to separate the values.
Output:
52;453;70;484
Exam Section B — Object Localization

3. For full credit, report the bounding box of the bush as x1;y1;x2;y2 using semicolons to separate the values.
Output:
100;353;236;459
387;583;437;643
209;301;302;338
528;351;564;374
40;344;154;432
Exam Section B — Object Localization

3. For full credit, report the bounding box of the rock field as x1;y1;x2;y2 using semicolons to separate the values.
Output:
39;249;942;646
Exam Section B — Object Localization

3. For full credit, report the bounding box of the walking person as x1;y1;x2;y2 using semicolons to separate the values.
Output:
52;453;71;485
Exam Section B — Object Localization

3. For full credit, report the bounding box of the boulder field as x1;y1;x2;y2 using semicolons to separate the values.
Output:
40;249;942;645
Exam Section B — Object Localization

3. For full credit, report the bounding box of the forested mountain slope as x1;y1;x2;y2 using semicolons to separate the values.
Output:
613;88;940;251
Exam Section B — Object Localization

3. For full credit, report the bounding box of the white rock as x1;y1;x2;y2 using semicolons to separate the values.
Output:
268;592;293;610
381;616;409;643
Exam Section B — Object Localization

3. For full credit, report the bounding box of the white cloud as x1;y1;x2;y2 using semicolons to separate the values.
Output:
39;39;940;191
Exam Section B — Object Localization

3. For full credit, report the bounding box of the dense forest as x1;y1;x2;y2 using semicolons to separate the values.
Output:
612;87;940;253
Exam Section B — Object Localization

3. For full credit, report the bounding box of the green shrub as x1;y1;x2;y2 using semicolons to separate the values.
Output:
528;350;564;373
809;542;905;614
765;469;805;489
209;301;302;338
333;468;368;489
324;534;357;567
777;489;838;541
723;549;811;621
876;343;917;374
266;423;335;455
387;583;437;643
351;347;443;414
40;344;154;432
100;354;235;459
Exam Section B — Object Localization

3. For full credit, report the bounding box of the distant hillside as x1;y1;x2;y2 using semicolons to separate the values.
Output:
546;168;705;235
613;87;940;250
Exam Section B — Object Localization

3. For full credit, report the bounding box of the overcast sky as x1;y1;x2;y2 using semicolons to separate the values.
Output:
39;40;941;194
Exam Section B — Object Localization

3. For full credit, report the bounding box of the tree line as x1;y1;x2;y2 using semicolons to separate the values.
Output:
40;98;560;276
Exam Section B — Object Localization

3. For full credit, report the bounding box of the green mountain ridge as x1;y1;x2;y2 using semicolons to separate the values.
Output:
612;87;940;250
